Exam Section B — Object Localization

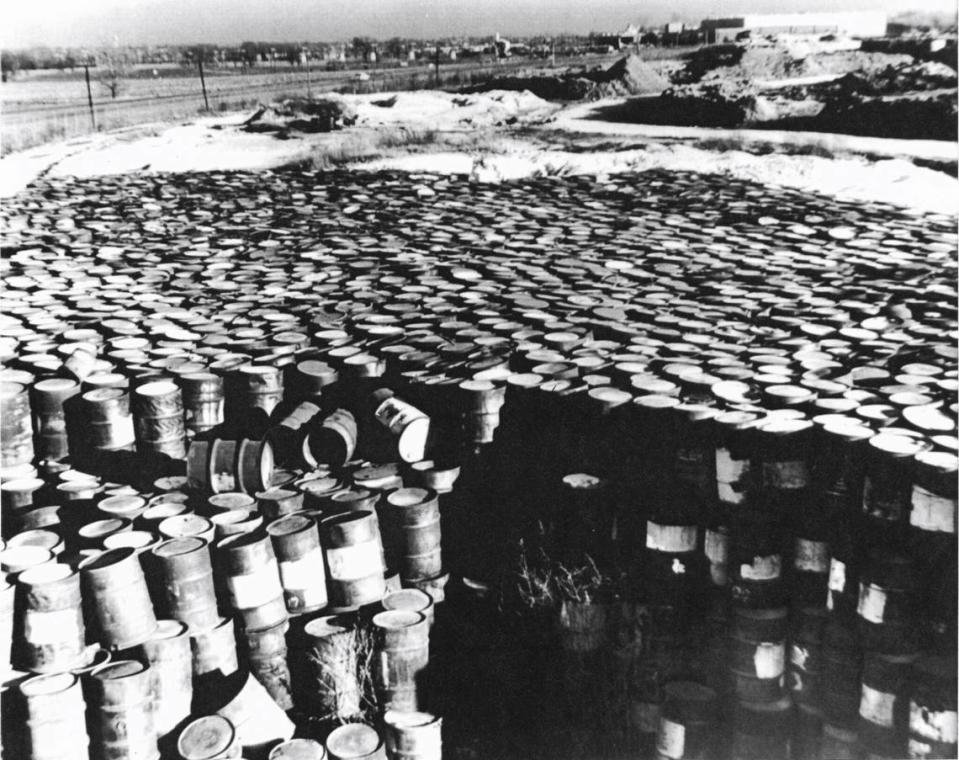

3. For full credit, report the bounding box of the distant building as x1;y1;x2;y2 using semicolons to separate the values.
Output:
701;11;888;43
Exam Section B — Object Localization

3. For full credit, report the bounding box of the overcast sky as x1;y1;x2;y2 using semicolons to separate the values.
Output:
4;0;955;48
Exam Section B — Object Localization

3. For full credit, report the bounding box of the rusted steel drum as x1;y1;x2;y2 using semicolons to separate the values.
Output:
325;723;386;760
132;380;188;460
306;409;358;469
266;515;328;616
186;440;213;492
89;659;159;760
216;533;287;632
1;382;34;472
234;438;274;495
372;609;430;713
176;715;241;760
303;614;362;721
225;365;284;437
80;387;137;453
858;651;919;757
655;681;719;760
257;488;304;521
382;711;441;760
19;671;90;760
384;488;441;582
730;607;787;703
240;619;292;710
209;439;240;495
178;373;225;435
136;620;193;743
731;696;792;760
79;548;158;650
16;563;86;673
30;377;81;463
321;511;386;609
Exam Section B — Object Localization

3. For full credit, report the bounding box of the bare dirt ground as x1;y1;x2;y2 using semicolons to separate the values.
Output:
2;88;956;216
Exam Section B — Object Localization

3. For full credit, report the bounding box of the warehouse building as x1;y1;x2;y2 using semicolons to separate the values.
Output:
701;11;888;43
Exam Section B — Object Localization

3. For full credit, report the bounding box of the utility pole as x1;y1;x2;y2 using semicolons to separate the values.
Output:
433;46;440;86
83;63;96;129
306;59;311;97
197;52;210;111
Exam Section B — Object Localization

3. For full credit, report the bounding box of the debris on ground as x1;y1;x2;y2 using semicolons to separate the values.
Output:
243;96;358;135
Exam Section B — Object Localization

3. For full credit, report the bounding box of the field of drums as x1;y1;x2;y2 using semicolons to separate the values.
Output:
0;166;957;760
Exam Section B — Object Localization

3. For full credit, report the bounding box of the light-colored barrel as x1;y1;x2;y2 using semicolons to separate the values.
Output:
210;510;263;538
266;514;328;615
383;589;435;628
383;711;442;760
79;548;158;650
89;659;159;760
216;533;287;631
137;620;193;742
321;511;386;609
30;377;81;463
373;393;430;463
269;738;327;759
372;610;430;713
132;380;187;459
177;715;241;760
159;514;216;544
190;617;239;679
19;671;90;760
81;388;136;451
16;563;86;673
325;723;386;760
1;382;34;470
178;373;225;435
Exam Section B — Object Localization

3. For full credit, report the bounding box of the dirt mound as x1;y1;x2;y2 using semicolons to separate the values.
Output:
244;96;357;135
676;43;916;84
465;55;668;102
825;61;958;97
590;55;669;97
